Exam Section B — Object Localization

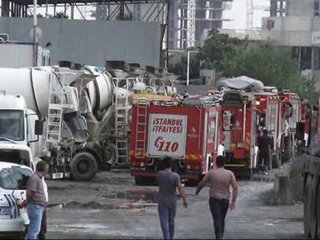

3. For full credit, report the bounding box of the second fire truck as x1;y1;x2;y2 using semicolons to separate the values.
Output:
220;87;304;176
130;93;222;185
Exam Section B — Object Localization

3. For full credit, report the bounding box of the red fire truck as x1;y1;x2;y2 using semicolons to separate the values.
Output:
219;90;258;176
220;87;305;176
277;90;302;164
254;89;281;167
130;94;222;185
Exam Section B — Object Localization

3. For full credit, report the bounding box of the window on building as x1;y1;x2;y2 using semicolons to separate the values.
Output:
315;0;320;17
313;47;320;70
301;47;312;70
272;0;286;17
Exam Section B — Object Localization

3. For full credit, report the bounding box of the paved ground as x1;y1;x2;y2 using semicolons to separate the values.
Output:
45;170;305;239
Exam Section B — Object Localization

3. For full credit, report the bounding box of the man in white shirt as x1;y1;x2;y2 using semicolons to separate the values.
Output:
39;177;48;240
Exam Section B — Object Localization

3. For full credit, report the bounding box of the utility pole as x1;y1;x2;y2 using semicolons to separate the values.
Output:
33;0;38;66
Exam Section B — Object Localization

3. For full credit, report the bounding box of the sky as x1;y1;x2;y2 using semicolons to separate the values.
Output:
223;0;270;30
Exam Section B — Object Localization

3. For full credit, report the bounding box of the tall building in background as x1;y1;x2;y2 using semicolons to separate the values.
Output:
262;0;320;90
168;0;233;50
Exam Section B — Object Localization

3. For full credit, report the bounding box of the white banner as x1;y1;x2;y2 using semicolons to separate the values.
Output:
312;32;320;45
148;114;187;158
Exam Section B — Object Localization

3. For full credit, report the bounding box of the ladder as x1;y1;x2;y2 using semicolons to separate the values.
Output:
135;99;148;158
46;76;64;145
114;93;130;166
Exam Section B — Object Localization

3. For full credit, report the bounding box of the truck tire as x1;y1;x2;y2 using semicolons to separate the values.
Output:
105;143;118;167
70;152;98;181
317;180;320;239
304;174;311;237
272;154;280;169
135;176;151;186
310;176;318;239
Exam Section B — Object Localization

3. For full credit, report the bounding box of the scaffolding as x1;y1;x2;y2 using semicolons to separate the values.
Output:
169;0;233;50
270;0;287;17
0;0;168;20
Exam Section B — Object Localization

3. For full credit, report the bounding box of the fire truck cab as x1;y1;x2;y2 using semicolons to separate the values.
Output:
254;90;281;168
130;94;221;185
220;90;258;176
278;90;302;163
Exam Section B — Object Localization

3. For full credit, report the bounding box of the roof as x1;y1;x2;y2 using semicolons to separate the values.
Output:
0;95;27;110
0;161;32;171
131;93;174;102
218;29;263;42
0;142;32;152
11;0;162;6
217;76;264;92
175;84;217;95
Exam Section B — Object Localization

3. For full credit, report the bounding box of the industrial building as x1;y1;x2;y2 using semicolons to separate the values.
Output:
0;0;168;67
168;0;233;50
262;0;320;90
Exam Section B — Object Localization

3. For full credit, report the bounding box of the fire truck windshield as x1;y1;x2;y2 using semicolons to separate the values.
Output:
0;110;24;141
289;102;300;128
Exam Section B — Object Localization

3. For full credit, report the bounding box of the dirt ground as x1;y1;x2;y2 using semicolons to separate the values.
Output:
45;170;305;239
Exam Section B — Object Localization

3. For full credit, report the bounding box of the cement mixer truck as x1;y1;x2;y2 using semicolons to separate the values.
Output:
0;66;97;180
0;64;134;180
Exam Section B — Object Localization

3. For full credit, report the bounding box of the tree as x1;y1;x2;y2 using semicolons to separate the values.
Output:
198;29;247;71
168;54;200;80
198;31;316;101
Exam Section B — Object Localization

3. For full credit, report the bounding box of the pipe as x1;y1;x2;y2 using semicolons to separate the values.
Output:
33;0;37;66
243;102;247;143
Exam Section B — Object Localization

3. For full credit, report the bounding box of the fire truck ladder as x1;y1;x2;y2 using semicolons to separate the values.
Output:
46;75;65;145
135;99;148;158
114;93;130;166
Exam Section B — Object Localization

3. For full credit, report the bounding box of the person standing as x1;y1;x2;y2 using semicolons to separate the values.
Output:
257;129;274;172
196;156;238;240
26;161;49;240
38;174;48;240
157;157;188;240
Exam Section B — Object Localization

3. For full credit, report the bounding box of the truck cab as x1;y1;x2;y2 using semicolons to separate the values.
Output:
0;94;41;169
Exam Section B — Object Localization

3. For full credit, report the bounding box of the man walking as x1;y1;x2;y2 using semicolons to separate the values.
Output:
26;161;49;240
196;156;238;240
157;157;188;240
257;129;274;172
38;176;48;240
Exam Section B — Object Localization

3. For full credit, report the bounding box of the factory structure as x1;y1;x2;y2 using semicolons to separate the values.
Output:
262;0;320;90
168;0;233;49
0;0;234;67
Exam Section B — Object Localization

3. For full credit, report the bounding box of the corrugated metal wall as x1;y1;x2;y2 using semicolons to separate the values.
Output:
0;17;161;68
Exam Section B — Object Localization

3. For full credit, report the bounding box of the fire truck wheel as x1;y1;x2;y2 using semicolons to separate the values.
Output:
309;176;318;239
272;154;280;169
70;152;98;181
105;143;118;167
186;176;201;187
317;179;320;239
135;176;151;186
304;174;312;237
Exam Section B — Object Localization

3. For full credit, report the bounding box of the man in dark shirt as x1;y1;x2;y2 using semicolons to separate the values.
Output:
26;161;49;240
157;157;188;240
257;129;274;172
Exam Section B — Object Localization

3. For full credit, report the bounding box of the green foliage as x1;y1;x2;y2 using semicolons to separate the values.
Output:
198;29;247;72
198;31;316;102
168;54;200;79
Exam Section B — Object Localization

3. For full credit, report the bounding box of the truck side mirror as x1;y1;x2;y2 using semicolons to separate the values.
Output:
296;122;304;141
35;120;44;135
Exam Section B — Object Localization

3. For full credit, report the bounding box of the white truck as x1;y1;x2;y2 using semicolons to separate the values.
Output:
0;66;93;180
0;62;172;180
0;94;37;171
0;42;50;68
